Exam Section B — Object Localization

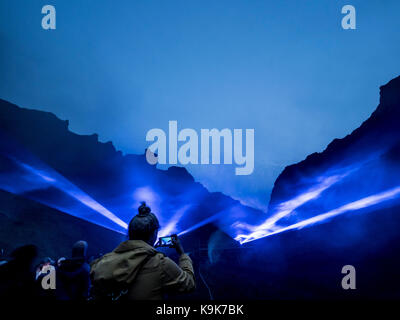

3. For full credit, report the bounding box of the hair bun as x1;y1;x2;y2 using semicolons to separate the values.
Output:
138;201;151;216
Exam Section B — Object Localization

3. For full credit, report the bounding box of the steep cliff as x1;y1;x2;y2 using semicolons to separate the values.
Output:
269;76;400;225
0;98;261;258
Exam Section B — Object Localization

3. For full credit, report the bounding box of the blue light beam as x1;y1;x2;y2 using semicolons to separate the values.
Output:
236;186;400;244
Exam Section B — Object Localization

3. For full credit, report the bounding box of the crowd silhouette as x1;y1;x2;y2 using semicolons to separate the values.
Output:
0;202;195;300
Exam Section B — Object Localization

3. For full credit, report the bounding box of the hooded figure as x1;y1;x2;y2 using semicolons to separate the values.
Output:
90;202;195;300
0;244;38;299
56;240;90;300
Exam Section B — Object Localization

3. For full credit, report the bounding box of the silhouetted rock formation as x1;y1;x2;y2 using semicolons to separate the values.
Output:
269;76;400;217
218;75;400;300
0;98;261;261
2;75;400;299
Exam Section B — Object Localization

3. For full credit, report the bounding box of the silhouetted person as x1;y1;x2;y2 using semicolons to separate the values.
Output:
35;257;55;280
0;244;38;299
90;202;195;300
35;257;56;300
56;240;90;300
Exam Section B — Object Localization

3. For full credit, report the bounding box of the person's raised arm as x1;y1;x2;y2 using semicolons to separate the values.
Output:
160;235;195;294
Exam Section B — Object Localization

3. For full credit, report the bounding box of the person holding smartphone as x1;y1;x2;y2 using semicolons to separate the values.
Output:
90;202;195;300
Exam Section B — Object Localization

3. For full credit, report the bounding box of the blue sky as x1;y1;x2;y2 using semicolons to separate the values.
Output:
1;0;400;210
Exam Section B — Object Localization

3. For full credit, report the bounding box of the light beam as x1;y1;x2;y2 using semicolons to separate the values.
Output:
236;186;400;244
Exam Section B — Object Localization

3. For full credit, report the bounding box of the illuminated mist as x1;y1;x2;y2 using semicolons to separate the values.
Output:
3;135;400;246
2;155;128;233
0;131;127;233
2;117;400;246
236;186;400;244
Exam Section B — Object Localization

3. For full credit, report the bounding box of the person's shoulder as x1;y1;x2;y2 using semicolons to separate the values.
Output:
154;252;177;265
155;251;166;257
82;262;91;273
157;253;181;268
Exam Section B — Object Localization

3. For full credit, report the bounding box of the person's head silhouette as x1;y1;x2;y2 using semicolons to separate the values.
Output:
128;202;160;245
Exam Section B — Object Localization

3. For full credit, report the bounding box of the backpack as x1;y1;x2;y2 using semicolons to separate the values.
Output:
90;252;155;301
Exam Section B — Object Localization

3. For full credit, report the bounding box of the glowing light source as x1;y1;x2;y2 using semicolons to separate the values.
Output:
178;211;223;236
236;186;400;244
233;173;346;234
159;205;191;237
132;187;161;212
3;128;395;245
0;155;127;233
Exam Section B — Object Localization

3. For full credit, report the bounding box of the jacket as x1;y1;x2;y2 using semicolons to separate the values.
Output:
90;240;195;300
56;258;91;300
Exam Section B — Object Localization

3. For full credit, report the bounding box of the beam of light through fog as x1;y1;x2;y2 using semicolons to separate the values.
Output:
3;1;400;211
2;127;398;244
132;186;162;223
1;155;128;232
178;211;224;236
4;149;400;244
158;205;191;237
176;167;355;240
132;187;161;212
164;166;360;238
236;186;400;244
232;173;349;234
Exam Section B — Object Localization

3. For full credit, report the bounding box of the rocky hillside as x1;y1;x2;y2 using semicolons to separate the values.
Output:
268;76;400;225
0;98;262;258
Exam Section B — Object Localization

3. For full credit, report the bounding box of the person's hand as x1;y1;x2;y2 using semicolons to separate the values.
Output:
171;234;185;255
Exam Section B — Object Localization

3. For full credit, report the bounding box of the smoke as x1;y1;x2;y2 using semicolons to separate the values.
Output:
0;130;128;233
232;172;349;238
233;148;400;244
159;204;191;237
0;155;128;233
236;185;400;244
0;129;241;239
178;211;223;236
2;122;400;250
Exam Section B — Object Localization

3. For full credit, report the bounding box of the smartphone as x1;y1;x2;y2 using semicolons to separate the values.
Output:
156;235;176;247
